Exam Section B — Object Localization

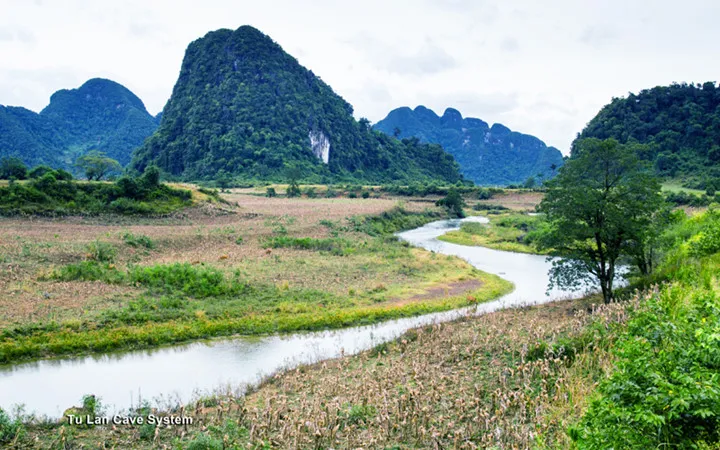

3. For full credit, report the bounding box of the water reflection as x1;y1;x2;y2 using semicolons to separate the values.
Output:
0;217;586;418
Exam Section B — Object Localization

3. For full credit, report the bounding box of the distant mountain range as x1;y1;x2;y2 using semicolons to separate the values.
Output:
573;82;720;189
0;78;159;169
374;106;565;186
130;26;463;184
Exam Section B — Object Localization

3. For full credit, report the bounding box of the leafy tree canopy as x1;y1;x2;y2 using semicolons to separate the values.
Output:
539;138;663;303
75;151;122;181
0;157;28;180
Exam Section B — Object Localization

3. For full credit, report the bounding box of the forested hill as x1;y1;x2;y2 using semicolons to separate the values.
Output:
374;106;565;186
0;78;159;168
574;82;720;187
130;26;463;184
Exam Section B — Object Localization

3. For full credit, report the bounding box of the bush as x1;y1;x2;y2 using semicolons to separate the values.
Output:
266;187;277;198
264;236;353;256
0;157;27;180
0;407;23;444
128;263;247;298
689;220;720;257
27;165;53;179
87;241;117;262
436;188;466;218
571;286;720;448
122;232;155;249
186;434;223;450
51;261;124;283
304;187;317;198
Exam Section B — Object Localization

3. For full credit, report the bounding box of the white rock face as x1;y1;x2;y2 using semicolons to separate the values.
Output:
309;131;330;164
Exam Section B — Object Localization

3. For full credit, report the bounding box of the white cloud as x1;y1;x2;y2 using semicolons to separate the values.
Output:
0;0;719;153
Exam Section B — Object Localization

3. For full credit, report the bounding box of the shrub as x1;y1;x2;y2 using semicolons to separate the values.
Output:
186;434;223;450
361;191;370;199
141;165;161;188
0;407;23;444
436;188;466;218
0;157;27;180
266;187;277;198
51;261;125;283
122;232;155;249
27;165;54;179
128;263;247;298
571;286;720;448
264;236;352;256
86;241;117;262
304;187;317;198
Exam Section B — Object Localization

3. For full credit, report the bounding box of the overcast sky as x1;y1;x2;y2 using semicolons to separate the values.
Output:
1;0;719;153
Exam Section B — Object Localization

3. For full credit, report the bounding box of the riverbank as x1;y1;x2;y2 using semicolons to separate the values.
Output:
15;209;720;449
0;194;512;364
438;212;549;254
16;294;614;448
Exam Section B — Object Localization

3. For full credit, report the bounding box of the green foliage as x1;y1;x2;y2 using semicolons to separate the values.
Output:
50;261;124;283
122;232;155;249
575;81;720;186
0;165;192;216
374;106;564;185
0;157;28;180
130;26;463;185
689;210;720;257
436;188;466;218
540;138;664;303
349;206;442;236
265;187;277;197
0;407;23;445
572;286;720;448
127;263;249;298
86;241;117;262
75;150;122;181
264;236;353;256
186;433;224;450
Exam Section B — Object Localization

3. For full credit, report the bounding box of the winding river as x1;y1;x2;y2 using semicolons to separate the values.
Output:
0;217;582;419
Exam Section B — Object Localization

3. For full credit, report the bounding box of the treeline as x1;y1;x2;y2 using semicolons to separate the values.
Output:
0;160;192;216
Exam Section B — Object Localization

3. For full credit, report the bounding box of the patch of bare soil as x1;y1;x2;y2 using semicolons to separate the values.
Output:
394;279;483;305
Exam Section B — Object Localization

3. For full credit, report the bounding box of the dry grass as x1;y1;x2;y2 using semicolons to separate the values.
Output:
476;190;544;211
24;294;629;449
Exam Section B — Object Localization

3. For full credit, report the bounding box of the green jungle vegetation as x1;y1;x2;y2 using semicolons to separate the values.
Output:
0;162;193;216
0;78;159;169
575;81;720;191
129;26;464;185
374;105;565;186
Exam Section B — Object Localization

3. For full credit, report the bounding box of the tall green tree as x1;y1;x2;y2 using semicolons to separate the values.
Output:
539;138;663;303
0;157;28;180
436;188;466;218
75;151;121;181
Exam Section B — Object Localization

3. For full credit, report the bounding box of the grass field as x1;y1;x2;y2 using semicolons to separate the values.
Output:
439;212;548;254
661;180;705;195
0;191;512;363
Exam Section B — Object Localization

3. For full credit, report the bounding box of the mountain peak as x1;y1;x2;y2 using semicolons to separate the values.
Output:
130;27;462;184
374;106;564;185
441;108;463;129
